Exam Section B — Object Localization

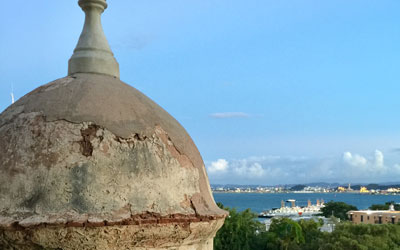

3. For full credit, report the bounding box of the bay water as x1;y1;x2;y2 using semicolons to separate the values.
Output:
213;192;400;213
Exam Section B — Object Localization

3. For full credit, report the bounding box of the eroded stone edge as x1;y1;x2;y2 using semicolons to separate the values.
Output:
0;211;226;230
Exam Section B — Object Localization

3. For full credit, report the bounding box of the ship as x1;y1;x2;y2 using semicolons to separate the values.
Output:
258;199;324;218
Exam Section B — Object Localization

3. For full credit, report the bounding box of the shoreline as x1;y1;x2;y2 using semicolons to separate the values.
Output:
212;191;399;195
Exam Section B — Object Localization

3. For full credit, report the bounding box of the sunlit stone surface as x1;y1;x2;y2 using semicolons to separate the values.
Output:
0;1;226;249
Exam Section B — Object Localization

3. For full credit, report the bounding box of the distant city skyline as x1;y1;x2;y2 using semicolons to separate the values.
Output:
1;1;400;185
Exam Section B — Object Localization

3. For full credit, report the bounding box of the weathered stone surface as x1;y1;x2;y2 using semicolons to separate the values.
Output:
0;113;214;217
0;218;225;249
0;74;224;218
0;73;227;248
1;0;227;247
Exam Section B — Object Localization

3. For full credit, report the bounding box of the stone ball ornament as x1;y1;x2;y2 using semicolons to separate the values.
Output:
0;0;227;249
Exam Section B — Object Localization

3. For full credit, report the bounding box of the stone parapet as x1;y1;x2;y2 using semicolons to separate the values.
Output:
0;217;225;250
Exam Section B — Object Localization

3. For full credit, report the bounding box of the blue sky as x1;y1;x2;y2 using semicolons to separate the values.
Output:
1;1;400;185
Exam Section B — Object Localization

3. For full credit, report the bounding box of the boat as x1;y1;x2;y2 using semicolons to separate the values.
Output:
258;199;324;218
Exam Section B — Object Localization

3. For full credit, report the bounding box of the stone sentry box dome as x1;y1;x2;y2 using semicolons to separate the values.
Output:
0;1;227;249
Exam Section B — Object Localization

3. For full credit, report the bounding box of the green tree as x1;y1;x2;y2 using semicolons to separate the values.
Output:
369;201;400;211
214;202;400;250
214;203;265;250
320;201;357;221
320;222;400;250
298;219;323;250
267;218;305;250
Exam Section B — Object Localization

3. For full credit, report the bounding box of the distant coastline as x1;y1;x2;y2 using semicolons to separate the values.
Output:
213;190;399;195
211;183;400;195
213;192;400;212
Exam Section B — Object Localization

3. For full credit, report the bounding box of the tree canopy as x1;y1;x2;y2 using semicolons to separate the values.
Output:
319;222;400;250
320;201;357;221
214;202;400;250
369;201;400;211
214;202;266;250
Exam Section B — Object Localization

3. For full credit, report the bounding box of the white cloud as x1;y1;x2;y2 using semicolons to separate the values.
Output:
375;150;384;168
234;162;265;178
206;150;400;185
342;150;389;179
206;155;312;184
207;159;229;173
343;150;385;172
343;152;367;167
209;112;250;119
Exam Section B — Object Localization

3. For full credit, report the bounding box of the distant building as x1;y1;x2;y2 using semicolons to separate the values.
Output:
348;205;400;224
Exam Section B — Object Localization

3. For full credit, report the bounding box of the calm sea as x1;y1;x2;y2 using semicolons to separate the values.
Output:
213;192;400;213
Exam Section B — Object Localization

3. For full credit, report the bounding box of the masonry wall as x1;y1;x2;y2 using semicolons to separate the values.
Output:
349;211;400;225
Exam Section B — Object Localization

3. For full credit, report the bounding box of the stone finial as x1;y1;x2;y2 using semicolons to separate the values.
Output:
68;0;120;78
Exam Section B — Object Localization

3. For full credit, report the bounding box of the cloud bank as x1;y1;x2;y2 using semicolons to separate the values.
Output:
207;159;229;174
206;150;400;185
